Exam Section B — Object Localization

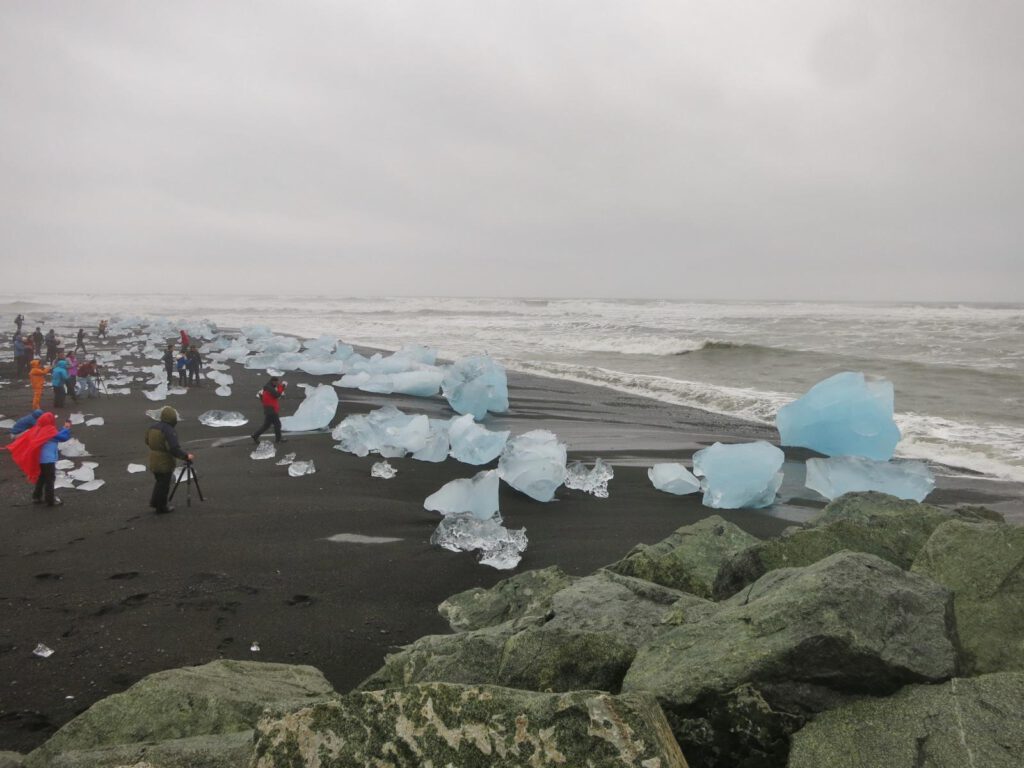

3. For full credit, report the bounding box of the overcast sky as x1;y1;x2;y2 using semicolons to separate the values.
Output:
0;1;1020;301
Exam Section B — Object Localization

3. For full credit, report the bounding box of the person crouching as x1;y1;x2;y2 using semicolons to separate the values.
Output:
2;412;72;507
251;377;288;444
145;406;193;514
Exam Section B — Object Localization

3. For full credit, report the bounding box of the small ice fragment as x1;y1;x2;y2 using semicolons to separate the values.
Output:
127;463;147;473
424;469;499;520
267;368;285;377
55;475;76;489
326;533;403;544
371;461;397;479
144;383;168;401
251;441;276;460
648;463;702;495
288;460;315;477
805;456;935;502
430;512;527;570
497;430;567;502
33;643;54;658
564;458;614;498
69;413;85;425
85;417;104;426
250;642;260;653
215;385;232;397
77;479;106;491
55;459;75;471
692;441;785;509
68;467;95;483
168;386;188;395
59;439;90;458
198;410;248;427
0;419;14;429
276;453;296;466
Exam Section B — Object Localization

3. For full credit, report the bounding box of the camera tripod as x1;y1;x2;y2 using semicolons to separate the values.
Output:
168;460;204;507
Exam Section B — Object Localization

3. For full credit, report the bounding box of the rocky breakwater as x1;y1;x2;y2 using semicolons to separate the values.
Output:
11;493;1024;767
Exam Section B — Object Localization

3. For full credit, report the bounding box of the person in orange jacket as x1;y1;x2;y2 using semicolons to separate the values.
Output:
28;359;50;411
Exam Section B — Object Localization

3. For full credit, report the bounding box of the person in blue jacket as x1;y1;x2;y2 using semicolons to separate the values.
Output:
9;409;44;437
51;359;70;409
3;412;72;507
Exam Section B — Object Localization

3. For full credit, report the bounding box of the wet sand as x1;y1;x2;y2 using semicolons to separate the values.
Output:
1;335;1021;752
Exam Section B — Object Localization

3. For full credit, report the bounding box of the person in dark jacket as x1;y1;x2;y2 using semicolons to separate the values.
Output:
145;406;193;514
186;345;202;386
14;313;24;333
162;343;175;384
44;329;59;364
251;377;288;444
9;409;44;437
75;328;87;353
32;327;43;354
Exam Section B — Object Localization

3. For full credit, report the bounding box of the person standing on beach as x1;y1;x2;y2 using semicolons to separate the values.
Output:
32;327;43;355
97;319;108;338
50;359;70;409
162;343;175;384
186;345;202;386
14;314;24;334
29;359;50;410
3;412;72;507
13;334;26;379
75;328;87;354
251;377;288;444
65;352;80;403
145;406;193;514
44;329;58;364
78;359;99;398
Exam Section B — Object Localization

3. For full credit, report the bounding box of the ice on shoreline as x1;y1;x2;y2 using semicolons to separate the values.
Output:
648;463;701;495
498;430;567;502
805;455;935;502
693;441;784;509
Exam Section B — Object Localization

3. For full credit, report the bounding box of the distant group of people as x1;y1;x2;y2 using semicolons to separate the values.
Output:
162;335;204;387
11;321;102;408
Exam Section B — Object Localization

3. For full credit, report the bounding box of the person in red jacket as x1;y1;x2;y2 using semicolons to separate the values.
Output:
251;377;288;444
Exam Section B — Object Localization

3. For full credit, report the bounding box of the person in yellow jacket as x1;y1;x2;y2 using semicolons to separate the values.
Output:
28;359;50;411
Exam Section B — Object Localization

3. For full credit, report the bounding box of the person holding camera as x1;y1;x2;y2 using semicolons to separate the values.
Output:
146;406;193;514
251;376;288;444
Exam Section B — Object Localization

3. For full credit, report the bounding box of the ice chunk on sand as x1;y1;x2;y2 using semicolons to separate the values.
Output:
276;453;296;466
430;512;527;570
805;455;935;502
412;419;451;463
251;441;276;460
215;385;232;397
85;417;104;426
55;474;76;489
442;355;510;420
199;410;248;427
76;479;105;491
297;358;347;376
447;414;510;465
564;458;614;498
68;466;95;483
424;469;499;520
371;461;397;479
56;459;75;470
280;384;338;432
358;369;445;397
776;371;901;461
59;439;90;458
692;441;784;509
127;463;147;473
498;430;567;502
145;383;168;401
331;406;428;458
168;386;188;396
0;419;14;430
69;413;85;425
648;463;701;495
288;460;315;477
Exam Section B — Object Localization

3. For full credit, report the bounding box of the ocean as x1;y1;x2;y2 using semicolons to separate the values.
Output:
3;294;1023;482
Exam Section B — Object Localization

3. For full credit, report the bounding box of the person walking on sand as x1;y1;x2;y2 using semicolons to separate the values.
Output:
29;359;50;410
145;406;193;514
50;358;70;409
3;412;72;507
251;376;288;444
75;328;87;354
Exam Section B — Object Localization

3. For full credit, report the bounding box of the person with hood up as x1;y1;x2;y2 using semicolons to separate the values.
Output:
44;329;58;364
13;334;26;379
251;376;288;444
65;352;80;403
9;409;44;437
29;359;50;410
186;345;203;386
162;343;175;385
51;359;70;408
3;412;72;507
145;406;193;514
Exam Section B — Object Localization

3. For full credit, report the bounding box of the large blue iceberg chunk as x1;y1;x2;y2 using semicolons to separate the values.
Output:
692;441;784;509
497;430;567;502
331;406;429;458
805;456;935;502
280;384;338;432
424;469;500;520
448;414;510;465
776;372;901;461
648;463;701;495
442;355;510;421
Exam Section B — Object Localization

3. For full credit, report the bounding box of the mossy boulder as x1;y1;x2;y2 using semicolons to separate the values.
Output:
31;732;253;768
608;515;758;598
713;492;963;599
252;683;690;767
0;753;24;768
497;627;636;693
789;673;1024;768
912;519;1024;674
438;566;575;631
25;660;334;768
623;552;958;766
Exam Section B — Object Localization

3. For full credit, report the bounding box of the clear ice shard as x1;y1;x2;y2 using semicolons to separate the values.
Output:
648;463;701;495
692;440;785;509
199;410;248;427
371;460;397;479
564;458;614;498
76;479;105;491
59;439;90;458
429;512;527;570
424;469;499;520
288;460;316;477
251;441;276;460
412;419;451;463
85;417;104;426
55;460;74;470
127;463;147;473
497;430;567;502
805;456;935;502
776;371;901;461
69;413;85;425
276;453;296;466
68;466;95;483
280;384;339;432
442;355;510;421
33;643;54;658
145;383;169;401
447;414;510;465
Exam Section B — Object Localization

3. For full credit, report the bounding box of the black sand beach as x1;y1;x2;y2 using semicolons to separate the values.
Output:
1;334;1022;753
